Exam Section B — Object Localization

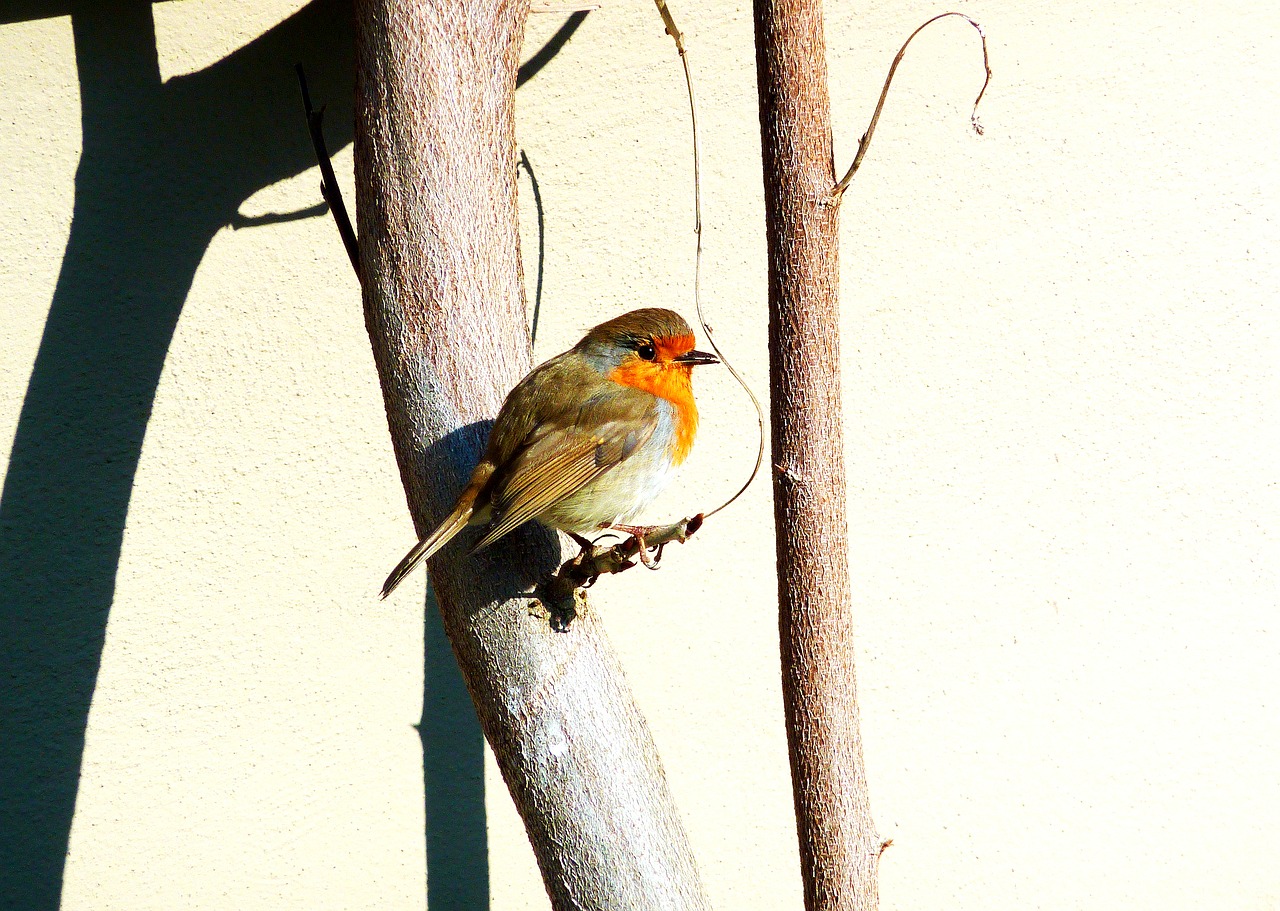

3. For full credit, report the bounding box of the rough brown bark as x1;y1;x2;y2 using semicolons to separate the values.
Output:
753;2;882;910
352;2;709;908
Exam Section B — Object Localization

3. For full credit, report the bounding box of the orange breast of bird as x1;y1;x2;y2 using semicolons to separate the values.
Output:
606;333;699;466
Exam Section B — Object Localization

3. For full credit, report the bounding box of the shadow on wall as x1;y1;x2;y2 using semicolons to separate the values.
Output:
421;587;488;911
0;2;584;907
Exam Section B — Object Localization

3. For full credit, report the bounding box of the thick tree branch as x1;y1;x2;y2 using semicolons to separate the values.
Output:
754;2;882;910
352;2;709;907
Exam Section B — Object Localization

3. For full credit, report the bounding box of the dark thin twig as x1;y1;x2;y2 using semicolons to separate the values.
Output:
833;11;991;201
295;63;360;278
654;0;766;521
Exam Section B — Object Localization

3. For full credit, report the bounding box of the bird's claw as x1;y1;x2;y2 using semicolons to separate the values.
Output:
604;523;664;570
636;536;661;570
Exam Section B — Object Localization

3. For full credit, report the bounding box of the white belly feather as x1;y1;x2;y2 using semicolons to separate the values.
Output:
538;399;679;533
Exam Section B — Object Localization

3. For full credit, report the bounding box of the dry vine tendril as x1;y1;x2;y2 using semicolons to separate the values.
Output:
654;0;767;525
833;11;992;202
526;3;773;628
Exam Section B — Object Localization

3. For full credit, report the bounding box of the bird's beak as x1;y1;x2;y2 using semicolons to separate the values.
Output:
674;349;719;366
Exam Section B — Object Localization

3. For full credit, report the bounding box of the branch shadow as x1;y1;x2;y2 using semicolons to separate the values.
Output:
413;420;500;911
0;1;354;906
0;3;587;909
421;586;490;910
519;150;547;346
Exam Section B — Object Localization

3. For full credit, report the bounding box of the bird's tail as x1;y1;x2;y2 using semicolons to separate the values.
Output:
380;505;474;599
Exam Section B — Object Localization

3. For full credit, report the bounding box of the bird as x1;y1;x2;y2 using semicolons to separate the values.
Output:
380;308;719;598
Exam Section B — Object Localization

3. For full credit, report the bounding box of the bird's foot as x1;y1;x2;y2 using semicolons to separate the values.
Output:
565;531;607;586
606;523;665;570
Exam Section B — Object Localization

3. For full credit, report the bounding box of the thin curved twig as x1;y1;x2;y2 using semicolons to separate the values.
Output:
654;0;765;521
298;11;595;278
534;2;767;615
833;12;991;202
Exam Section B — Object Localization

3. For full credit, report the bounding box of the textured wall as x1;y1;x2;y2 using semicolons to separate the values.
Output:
1;2;1276;910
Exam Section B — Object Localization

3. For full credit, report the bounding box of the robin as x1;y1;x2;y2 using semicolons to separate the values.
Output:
380;308;719;598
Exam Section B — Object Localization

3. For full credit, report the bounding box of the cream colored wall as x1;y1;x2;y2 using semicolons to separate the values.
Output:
1;2;1276;910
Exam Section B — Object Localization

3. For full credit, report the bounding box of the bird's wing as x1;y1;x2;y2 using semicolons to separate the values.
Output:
470;397;659;553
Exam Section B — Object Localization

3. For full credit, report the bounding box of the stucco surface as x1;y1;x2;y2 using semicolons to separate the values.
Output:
1;2;1276;910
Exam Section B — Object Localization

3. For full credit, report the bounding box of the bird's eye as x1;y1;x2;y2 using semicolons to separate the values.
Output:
636;342;656;361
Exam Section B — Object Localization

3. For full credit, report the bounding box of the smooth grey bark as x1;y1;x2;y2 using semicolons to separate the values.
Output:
754;2;883;910
352;1;709;908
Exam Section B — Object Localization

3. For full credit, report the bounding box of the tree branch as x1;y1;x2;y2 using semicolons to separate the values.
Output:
352;2;709;907
754;2;882;910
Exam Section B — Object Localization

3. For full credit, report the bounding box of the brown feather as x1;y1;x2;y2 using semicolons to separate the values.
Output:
471;400;659;553
379;463;494;598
